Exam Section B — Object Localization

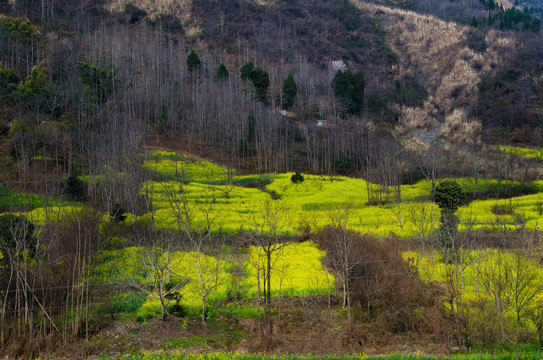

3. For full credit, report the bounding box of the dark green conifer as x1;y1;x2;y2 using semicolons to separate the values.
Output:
216;63;229;81
250;67;270;103
282;73;297;110
187;50;201;73
332;70;365;115
240;62;254;81
64;173;85;200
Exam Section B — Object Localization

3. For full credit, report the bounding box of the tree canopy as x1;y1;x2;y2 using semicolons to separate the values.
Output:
17;61;46;98
249;67;270;103
332;69;365;115
216;63;228;81
64;173;85;200
187;50;201;73
77;61;115;103
0;62;19;95
290;172;304;183
240;62;254;81
434;180;465;212
282;73;297;110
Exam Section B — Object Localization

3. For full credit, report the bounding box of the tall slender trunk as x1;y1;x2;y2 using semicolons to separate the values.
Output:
346;278;351;325
160;285;166;321
266;249;272;335
342;275;347;308
325;269;331;309
1;268;14;347
201;291;206;323
256;264;261;338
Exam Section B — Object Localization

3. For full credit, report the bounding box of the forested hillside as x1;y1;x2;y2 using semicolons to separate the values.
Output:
2;0;543;358
2;0;543;180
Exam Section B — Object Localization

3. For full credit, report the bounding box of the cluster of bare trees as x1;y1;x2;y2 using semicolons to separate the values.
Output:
442;233;543;359
316;201;543;356
245;199;292;338
0;207;105;354
0;0;477;186
0;175;230;353
396;191;543;357
318;206;444;341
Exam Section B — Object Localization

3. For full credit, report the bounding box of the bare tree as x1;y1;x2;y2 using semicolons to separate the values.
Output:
440;211;478;348
246;198;292;337
0;214;37;343
416;144;447;196
408;202;439;256
363;137;403;205
131;229;187;321
187;235;225;323
159;162;229;323
163;181;197;233
464;152;484;199
389;199;409;232
528;301;543;349
219;167;235;199
477;250;512;341
454;210;479;290
141;181;158;229
184;189;226;323
507;251;541;360
319;206;358;324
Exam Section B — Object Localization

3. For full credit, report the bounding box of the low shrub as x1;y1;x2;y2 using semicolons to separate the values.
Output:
291;172;305;184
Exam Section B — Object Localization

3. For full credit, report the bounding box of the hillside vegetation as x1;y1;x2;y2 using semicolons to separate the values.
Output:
2;0;543;358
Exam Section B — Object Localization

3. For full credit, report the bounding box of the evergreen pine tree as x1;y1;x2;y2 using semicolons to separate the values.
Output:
250;67;270;103
434;181;465;249
186;50;201;73
332;70;365;115
0;62;19;95
240;62;254;81
216;63;229;81
64;173;85;200
282;73;297;110
110;203;127;223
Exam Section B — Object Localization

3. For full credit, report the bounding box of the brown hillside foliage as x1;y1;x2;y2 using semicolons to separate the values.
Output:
439;109;482;149
105;0;196;33
351;0;525;147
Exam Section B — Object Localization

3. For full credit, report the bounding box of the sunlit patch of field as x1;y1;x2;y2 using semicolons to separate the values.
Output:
139;162;543;238
21;206;107;226
9;152;543;323
245;241;333;298
499;145;543;161
141;180;271;234
9;151;543;238
143;151;232;183
93;242;335;320
457;192;543;231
